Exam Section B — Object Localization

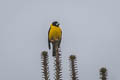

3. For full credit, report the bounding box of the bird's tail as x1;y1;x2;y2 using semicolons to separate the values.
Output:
52;43;56;56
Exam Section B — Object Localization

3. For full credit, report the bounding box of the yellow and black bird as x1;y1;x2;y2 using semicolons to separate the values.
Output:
48;21;62;56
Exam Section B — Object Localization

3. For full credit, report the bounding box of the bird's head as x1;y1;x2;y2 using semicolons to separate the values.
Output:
52;21;60;27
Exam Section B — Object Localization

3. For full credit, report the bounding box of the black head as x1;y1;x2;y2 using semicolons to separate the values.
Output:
52;21;60;27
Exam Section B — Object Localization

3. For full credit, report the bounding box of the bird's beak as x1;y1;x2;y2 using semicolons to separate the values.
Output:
58;24;60;26
57;23;60;26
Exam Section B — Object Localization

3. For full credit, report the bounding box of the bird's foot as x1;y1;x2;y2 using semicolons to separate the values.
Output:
50;40;54;43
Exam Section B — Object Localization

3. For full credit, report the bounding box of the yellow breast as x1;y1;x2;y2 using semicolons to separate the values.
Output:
49;25;62;41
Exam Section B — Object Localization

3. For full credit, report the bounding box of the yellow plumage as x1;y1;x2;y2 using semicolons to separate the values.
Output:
49;24;62;41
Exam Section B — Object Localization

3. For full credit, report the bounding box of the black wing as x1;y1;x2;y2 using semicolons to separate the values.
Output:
48;27;51;49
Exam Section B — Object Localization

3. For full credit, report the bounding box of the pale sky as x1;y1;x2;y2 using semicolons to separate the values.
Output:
0;0;120;80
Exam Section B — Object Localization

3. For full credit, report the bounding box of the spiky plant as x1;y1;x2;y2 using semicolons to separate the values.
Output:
100;67;107;80
54;41;62;80
69;55;78;80
41;51;50;80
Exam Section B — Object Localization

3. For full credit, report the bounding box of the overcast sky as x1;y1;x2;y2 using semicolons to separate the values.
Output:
0;0;120;80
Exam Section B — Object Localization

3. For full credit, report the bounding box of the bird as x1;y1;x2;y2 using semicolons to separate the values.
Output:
48;21;62;56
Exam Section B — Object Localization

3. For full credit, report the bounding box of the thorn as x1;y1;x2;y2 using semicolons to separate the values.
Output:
58;48;61;52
